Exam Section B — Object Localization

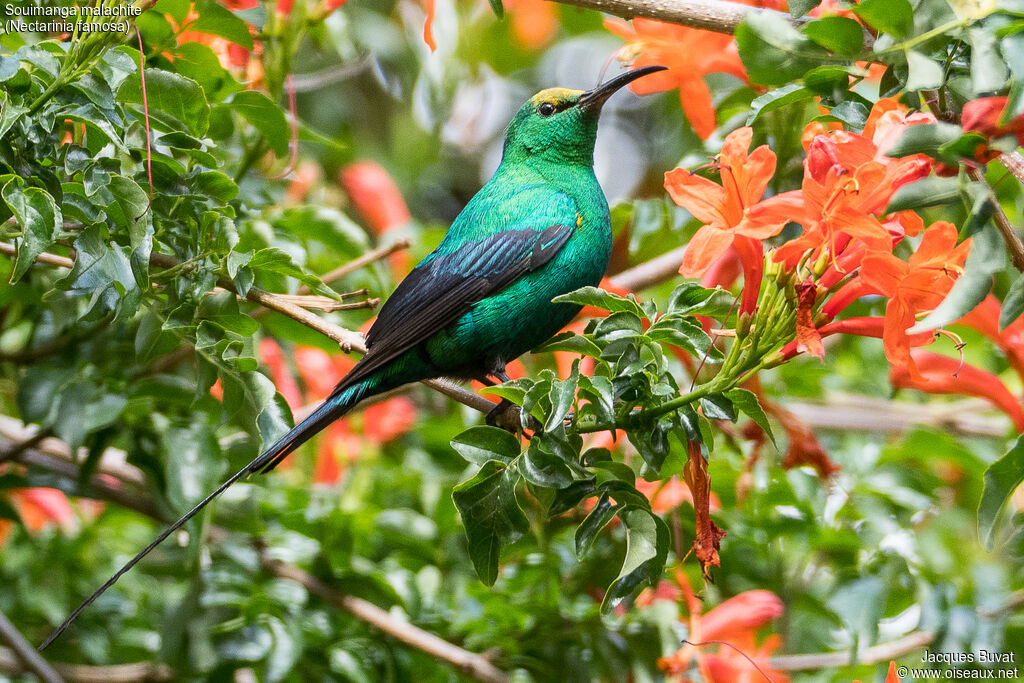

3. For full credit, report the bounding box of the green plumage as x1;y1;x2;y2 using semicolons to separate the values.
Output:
249;69;670;472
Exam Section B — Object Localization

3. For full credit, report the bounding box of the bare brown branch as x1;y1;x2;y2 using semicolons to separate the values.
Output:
259;552;510;683
545;0;782;34
0;610;64;683
770;631;936;671
295;238;411;295
0;242;74;269
610;245;686;291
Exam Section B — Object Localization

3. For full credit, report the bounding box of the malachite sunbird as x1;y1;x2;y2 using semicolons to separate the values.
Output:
42;65;667;648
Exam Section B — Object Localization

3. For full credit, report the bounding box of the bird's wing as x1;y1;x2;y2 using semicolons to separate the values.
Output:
338;223;574;388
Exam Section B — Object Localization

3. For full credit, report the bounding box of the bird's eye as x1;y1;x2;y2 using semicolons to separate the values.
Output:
538;102;556;117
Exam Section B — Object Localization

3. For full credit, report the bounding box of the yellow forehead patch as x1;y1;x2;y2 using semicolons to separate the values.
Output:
530;87;584;107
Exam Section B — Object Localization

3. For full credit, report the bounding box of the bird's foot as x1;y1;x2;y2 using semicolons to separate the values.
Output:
485;399;542;434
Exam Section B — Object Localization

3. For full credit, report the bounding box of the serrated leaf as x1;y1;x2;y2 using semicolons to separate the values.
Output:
120;69;210;136
909;225;1002;333
979;435;1024;550
450;426;521;465
735;11;831;87
803;16;864;56
553;286;646;319
601;507;669;614
886;175;962;213
228;91;289;157
726;388;777;447
747;84;812;125
452;461;529;585
852;0;913;38
575;493;617;557
905;50;945;91
1000;271;1024;329
2;180;61;282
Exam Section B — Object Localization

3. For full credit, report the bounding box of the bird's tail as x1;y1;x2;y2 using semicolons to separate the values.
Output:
39;379;371;651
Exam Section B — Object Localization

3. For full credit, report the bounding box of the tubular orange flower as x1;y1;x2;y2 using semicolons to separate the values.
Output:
858;221;970;379
259;338;304;410
666;127;780;313
604;17;746;139
503;0;558;49
891;351;1024;432
659;571;788;683
957;295;1024;381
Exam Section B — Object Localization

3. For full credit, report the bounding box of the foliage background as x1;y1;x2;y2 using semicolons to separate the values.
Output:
0;0;1022;681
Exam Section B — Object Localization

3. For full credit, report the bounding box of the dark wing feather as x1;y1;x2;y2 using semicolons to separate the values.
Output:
337;224;573;389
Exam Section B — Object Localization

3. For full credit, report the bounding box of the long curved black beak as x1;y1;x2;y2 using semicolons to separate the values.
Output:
578;65;668;112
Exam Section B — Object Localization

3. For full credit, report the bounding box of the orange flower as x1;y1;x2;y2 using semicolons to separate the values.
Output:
635;477;721;514
259;338;303;410
604;17;746;139
858;221;970;379
503;0;558;49
8;489;76;534
963;96;1024;145
668;128;780;276
891;351;1024;431
957;295;1024;382
362;396;417;443
340;161;413;275
659;571;788;683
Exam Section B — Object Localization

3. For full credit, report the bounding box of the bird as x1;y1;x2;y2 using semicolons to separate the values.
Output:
40;64;667;650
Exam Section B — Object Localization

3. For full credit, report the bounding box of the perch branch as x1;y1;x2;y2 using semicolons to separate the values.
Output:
770;630;937;671
609;245;687;292
294;238;411;295
0;645;171;682
545;0;786;34
0;609;63;683
966;166;1024;272
259;551;509;683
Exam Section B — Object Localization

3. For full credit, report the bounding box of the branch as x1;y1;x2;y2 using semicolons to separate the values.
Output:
0;609;63;683
609;245;686;292
966;166;1024;272
545;0;784;34
770;630;936;671
1000;150;1024;186
258;551;509;683
0;242;74;269
294;238;411;296
0;646;171;682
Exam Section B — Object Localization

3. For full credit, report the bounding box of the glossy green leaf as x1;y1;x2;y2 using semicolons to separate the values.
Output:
886;175;962;213
228;91;289;157
189;0;255;50
852;0;913;37
803;16;864;56
905;50;945;91
726;388;777;447
450;426;521;465
979;435;1024;550
452;460;529;585
575;493;617;558
601;507;669;614
120;69;210;136
554;286;646;319
747;84;812;125
2;179;62;282
735;12;831;87
520;440;574;489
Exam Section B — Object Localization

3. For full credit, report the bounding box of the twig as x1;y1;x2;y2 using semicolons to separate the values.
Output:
545;0;787;34
0;609;63;683
0;645;171;682
769;631;936;671
1000;151;1024;186
609;245;687;291
258;552;510;683
966;166;1024;272
295;238;411;295
0;242;74;269
289;57;373;92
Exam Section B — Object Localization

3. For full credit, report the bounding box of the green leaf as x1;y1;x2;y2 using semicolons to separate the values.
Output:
969;27;1007;96
54;381;128;452
594;311;643;342
886;175;961;213
746;84;812;125
520;440;574;489
452;460;529;586
545;362;579;431
575;493;617;557
487;0;504;18
533;331;603;357
667;283;734;317
824;100;869;129
120;69;210;136
852;0;913;38
601;507;669;614
978;436;1024;550
2;180;61;282
243;247;338;298
0;96;27;140
106;175;150;244
553;285;646;319
882;122;966;159
789;0;821;17
905;50;945;91
450;426;521;465
647;314;719;360
909;225;1002;333
700;394;736;421
199;290;259;336
219;369;292;449
160;414;225;512
189;0;255;50
228;91;289;157
726;388;777;448
154;0;191;23
1000;271;1024;329
735;11;831;87
803;17;864;57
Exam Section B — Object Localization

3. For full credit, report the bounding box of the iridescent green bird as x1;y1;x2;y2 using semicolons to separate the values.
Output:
42;65;666;649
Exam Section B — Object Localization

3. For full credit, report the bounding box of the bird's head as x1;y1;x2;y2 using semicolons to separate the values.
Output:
501;66;667;166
